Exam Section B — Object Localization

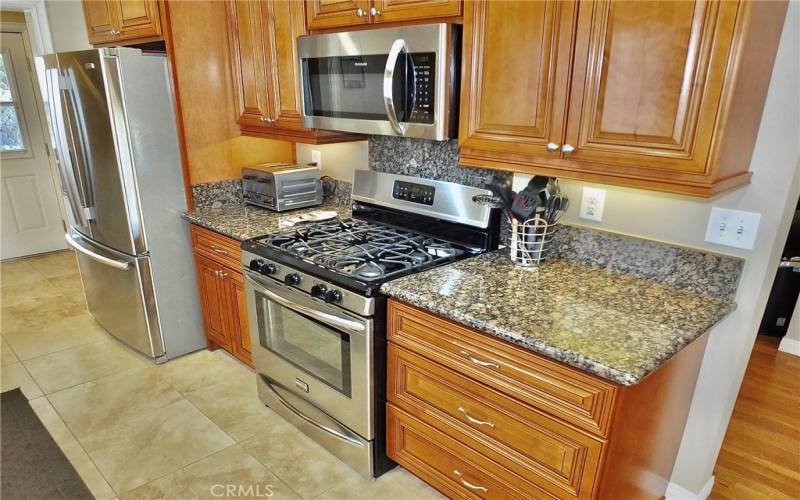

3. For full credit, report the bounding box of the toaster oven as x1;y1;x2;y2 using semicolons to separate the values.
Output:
242;164;322;212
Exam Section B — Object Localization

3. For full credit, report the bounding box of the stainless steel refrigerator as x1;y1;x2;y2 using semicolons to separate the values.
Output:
43;48;205;362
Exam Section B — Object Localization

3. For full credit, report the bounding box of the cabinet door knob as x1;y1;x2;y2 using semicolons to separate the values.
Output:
218;270;228;278
259;116;273;124
370;7;380;16
546;142;560;152
355;8;364;16
561;144;575;154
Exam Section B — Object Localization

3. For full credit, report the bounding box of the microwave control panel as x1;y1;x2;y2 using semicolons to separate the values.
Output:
393;180;435;206
409;53;435;124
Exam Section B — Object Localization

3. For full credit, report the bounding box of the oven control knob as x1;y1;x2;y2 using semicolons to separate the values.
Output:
310;283;327;298
248;259;266;272
284;273;301;286
324;289;342;304
260;262;277;276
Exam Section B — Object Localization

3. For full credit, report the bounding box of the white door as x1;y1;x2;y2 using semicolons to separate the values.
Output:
0;31;66;260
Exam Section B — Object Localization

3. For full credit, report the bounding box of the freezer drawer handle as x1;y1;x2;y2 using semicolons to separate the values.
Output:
65;233;130;271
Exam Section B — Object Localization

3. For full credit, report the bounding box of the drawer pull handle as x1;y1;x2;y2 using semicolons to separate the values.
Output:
458;407;495;428
210;245;228;255
453;470;488;493
459;350;500;369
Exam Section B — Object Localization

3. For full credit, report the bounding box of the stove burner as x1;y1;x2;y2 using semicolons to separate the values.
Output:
259;218;465;283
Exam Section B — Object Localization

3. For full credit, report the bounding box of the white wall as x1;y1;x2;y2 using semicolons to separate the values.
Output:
296;142;368;182
44;0;90;52
780;299;800;355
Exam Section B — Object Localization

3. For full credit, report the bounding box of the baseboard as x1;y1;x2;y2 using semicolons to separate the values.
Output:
778;337;800;356
665;476;715;500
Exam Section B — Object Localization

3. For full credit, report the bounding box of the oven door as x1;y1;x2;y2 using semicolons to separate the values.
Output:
243;271;373;440
297;24;454;140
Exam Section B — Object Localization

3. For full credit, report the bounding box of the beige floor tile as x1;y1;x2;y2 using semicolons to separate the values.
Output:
157;349;254;397
315;466;443;500
120;445;300;500
0;295;86;333
28;250;80;279
1;362;43;399
3;312;112;360
0;259;47;287
24;339;143;394
241;419;358;499
81;399;235;495
186;378;282;442
47;273;86;300
49;365;182;439
0;279;66;307
28;396;75;445
1;337;19;366
59;439;117;500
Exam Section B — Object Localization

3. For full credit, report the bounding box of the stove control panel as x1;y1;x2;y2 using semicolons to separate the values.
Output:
392;180;435;206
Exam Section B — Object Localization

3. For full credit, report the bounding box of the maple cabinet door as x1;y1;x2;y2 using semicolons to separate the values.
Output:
228;0;272;129
194;254;230;349
459;0;577;160
564;0;740;174
305;0;371;30
373;0;461;23
115;0;162;40
265;0;310;131
224;271;253;367
82;0;118;45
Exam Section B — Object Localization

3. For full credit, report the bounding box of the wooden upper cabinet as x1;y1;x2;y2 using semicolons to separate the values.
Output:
459;0;789;197
81;0;163;46
83;1;118;45
459;0;577;160
227;0;360;143
306;0;370;30
306;0;460;30
115;0;162;40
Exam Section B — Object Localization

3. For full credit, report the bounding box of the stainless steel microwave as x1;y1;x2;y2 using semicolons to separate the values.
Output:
297;24;460;141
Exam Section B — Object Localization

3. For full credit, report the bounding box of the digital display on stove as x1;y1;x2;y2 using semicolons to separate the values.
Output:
392;181;435;206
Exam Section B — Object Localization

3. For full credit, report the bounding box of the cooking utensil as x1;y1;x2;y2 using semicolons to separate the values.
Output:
511;177;547;220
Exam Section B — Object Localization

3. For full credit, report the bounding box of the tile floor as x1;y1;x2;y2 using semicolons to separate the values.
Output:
0;250;442;500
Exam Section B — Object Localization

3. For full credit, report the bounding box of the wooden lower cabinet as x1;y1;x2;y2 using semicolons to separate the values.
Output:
190;224;252;367
387;300;711;499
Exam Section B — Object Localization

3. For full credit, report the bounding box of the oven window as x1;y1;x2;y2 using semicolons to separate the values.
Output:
302;54;410;121
256;293;352;397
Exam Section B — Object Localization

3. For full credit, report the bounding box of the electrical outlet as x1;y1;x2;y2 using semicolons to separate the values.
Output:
311;150;322;169
579;187;606;222
704;207;761;250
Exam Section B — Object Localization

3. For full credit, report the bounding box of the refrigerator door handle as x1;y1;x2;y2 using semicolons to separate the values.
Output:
65;233;130;270
59;70;96;219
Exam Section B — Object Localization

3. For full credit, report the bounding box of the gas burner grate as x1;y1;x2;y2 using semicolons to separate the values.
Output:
259;218;464;282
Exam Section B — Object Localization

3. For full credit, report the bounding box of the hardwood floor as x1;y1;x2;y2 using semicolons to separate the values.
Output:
710;336;800;499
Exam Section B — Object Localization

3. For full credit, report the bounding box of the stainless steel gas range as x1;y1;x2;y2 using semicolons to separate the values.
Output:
240;170;501;478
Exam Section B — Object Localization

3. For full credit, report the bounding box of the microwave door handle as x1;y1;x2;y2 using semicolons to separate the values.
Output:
244;273;366;334
48;70;88;227
383;38;408;136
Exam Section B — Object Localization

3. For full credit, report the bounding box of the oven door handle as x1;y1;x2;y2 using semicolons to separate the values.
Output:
263;377;366;448
244;273;366;334
383;38;409;136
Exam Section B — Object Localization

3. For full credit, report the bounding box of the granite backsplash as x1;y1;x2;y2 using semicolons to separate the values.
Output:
192;177;351;209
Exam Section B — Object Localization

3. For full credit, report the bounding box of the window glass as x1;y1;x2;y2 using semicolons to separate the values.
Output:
0;52;27;152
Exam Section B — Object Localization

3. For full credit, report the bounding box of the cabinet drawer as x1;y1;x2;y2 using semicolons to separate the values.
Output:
388;404;555;499
388;300;616;436
190;224;242;270
389;344;602;498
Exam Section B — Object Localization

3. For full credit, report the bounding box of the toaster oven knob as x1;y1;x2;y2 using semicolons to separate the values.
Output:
310;283;328;298
284;273;301;286
324;289;342;304
258;262;277;275
249;258;266;272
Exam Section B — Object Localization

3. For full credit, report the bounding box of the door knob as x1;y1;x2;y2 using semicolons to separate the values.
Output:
355;8;365;16
561;144;575;154
546;142;560;152
370;7;380;16
259;116;273;124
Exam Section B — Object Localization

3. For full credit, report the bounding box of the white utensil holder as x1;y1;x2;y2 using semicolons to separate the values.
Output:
509;216;558;267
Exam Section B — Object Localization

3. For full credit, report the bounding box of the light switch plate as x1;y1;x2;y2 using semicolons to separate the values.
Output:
579;187;606;222
704;207;761;250
311;150;322;168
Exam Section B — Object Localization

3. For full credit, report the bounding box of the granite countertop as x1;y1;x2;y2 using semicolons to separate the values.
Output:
182;201;351;241
381;249;737;386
